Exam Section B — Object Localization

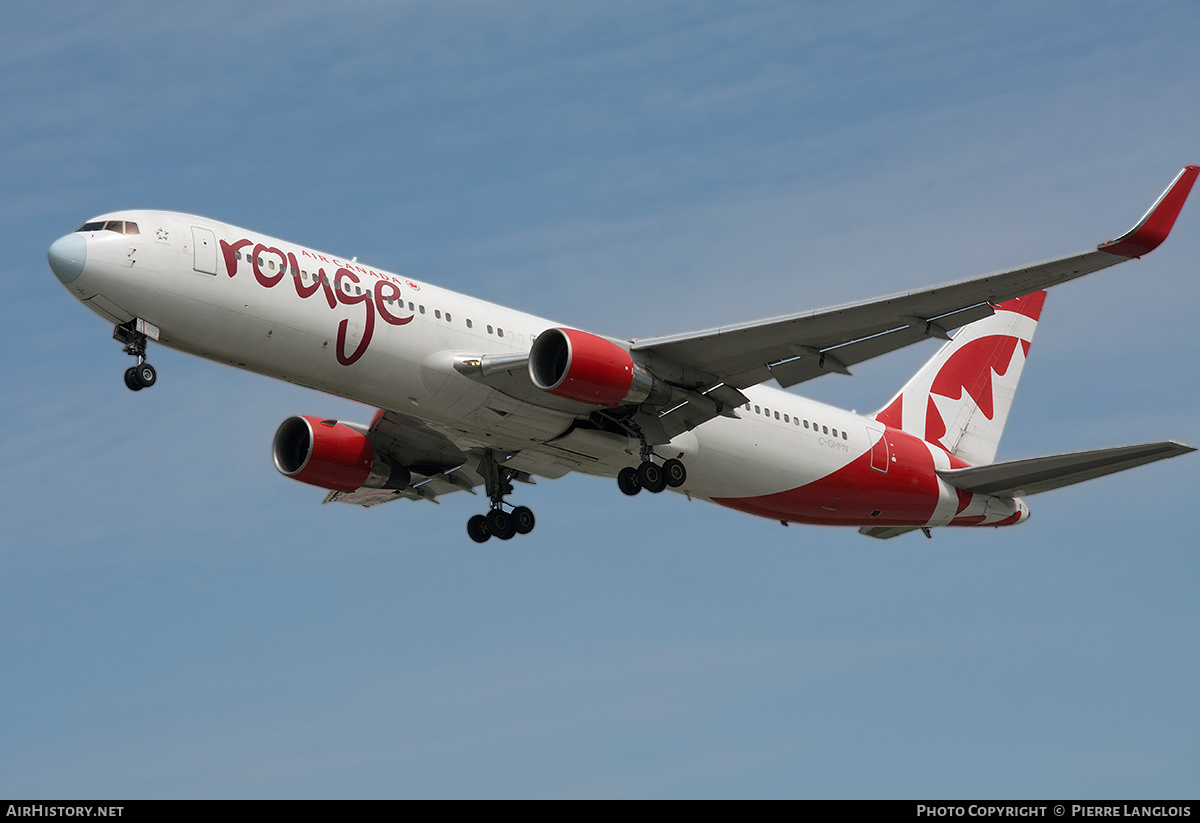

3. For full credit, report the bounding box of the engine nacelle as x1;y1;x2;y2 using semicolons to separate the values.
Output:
273;416;410;492
529;327;669;407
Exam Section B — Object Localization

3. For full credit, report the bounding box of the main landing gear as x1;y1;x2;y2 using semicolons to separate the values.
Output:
467;451;536;544
114;321;157;392
617;438;687;497
617;457;686;495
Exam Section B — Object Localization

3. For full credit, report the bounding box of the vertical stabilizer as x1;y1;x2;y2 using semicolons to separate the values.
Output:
873;291;1045;466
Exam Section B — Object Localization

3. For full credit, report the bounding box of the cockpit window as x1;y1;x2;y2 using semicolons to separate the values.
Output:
77;220;139;235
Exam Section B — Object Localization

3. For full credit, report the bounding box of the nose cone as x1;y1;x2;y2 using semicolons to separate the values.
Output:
48;233;87;284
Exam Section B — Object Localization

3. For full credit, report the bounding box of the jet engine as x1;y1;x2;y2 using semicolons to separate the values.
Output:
272;416;410;492
529;328;670;407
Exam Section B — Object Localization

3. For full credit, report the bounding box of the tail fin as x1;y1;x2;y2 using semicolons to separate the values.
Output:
872;291;1046;466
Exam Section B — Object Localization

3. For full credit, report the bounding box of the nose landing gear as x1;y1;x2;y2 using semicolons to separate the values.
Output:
123;363;157;391
114;320;157;392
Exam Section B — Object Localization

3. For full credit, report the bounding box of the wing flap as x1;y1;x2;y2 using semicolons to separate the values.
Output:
762;302;997;388
324;463;487;506
858;525;920;540
936;442;1195;498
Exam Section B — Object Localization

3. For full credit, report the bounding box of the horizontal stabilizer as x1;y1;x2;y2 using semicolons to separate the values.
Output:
936;441;1195;498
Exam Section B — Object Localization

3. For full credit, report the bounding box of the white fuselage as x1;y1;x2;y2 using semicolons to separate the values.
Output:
53;210;1027;529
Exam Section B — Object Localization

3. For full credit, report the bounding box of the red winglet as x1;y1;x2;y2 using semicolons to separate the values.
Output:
1098;165;1198;258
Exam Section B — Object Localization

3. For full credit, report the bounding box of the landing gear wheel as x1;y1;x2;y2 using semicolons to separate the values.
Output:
467;514;490;543
114;322;156;392
618;466;642;496
134;362;156;388
512;506;535;535
486;508;516;540
662;458;687;488
638;461;667;493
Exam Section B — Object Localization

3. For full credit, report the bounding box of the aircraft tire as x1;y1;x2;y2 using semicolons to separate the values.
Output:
512;506;535;535
617;466;641;496
638;461;667;493
663;458;687;487
486;509;516;540
124;367;143;392
134;362;157;388
467;514;490;543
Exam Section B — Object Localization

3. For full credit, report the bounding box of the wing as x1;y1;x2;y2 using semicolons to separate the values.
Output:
632;166;1198;434
367;167;1196;451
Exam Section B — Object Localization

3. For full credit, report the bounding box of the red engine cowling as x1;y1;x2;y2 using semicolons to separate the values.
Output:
528;327;669;407
272;416;409;492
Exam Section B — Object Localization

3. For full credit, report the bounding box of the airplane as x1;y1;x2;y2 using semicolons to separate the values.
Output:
46;166;1198;542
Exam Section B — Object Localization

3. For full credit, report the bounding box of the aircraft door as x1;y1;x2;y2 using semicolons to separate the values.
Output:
866;423;889;473
192;226;217;274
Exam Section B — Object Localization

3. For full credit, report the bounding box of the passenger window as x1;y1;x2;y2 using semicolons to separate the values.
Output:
804;421;809;429
445;313;452;322
435;310;441;319
498;328;504;337
764;408;770;416
784;414;789;423
842;431;847;440
419;305;425;314
466;319;473;328
773;411;779;420
754;405;760;414
408;302;415;311
832;428;837;437
822;426;828;434
487;325;494;334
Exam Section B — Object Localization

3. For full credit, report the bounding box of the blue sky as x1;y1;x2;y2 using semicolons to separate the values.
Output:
2;1;1197;798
